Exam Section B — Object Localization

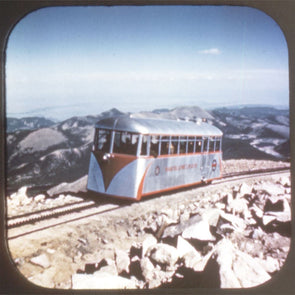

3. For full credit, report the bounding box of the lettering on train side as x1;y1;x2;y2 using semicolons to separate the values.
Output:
165;163;198;172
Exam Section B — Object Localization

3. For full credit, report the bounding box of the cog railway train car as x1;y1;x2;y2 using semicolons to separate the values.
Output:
87;115;223;201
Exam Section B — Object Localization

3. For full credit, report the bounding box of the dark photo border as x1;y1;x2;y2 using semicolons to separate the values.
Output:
0;0;294;294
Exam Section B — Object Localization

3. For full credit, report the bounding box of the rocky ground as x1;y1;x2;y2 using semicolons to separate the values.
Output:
7;160;291;290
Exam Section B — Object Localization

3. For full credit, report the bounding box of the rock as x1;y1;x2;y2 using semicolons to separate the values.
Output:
146;243;179;269
34;194;46;203
262;215;277;226
278;176;290;187
182;219;215;242
140;257;175;288
177;236;197;258
162;214;202;239
239;183;253;197
160;208;179;224
221;192;233;206
201;209;222;227
140;257;156;285
30;254;51;269
255;256;280;274
227;198;249;217
220;212;246;232
215;218;235;237
263;232;291;255
11;186;32;206
259;183;285;196
46;248;55;254
177;236;203;271
144;223;158;235
215;239;271;288
72;273;137;289
142;235;157;257
179;211;191;223
95;263;118;277
115;250;130;275
251;204;264;219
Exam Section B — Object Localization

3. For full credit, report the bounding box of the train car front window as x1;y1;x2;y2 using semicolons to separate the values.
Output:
96;129;111;152
209;137;215;152
113;131;139;155
215;138;221;151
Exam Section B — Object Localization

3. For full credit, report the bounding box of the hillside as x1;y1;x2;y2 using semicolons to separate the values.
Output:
210;107;289;160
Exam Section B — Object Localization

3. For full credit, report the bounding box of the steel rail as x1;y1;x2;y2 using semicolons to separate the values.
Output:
7;166;290;240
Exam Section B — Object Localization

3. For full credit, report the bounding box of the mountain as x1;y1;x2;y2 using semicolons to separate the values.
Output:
6;106;289;194
6;117;56;133
6;108;125;194
210;107;290;160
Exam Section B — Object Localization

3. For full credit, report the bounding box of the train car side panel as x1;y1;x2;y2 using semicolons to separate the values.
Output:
141;152;222;195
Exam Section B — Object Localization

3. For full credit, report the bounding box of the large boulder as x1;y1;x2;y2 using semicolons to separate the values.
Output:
177;236;203;271
182;219;216;242
214;239;271;288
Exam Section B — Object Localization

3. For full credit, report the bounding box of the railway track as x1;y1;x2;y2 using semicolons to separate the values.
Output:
7;166;290;240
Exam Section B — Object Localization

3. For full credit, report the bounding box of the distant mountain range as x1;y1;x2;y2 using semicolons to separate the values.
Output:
6;106;290;193
6;117;56;133
211;107;289;160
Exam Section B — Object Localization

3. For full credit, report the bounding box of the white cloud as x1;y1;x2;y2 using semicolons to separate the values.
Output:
198;48;221;55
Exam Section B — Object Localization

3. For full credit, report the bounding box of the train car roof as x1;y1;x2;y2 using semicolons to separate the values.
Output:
95;115;223;136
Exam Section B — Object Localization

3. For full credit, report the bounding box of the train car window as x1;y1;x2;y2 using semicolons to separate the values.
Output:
203;137;209;152
113;131;138;155
209;137;215;152
113;132;121;153
161;136;170;155
140;135;148;156
195;137;202;153
150;135;160;157
179;136;187;154
170;136;179;154
215;138;221;151
187;137;195;153
96;129;111;153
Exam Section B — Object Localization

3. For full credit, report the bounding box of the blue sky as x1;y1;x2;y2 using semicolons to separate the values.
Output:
6;5;289;120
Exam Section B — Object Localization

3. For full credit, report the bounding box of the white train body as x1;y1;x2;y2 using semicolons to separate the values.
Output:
87;116;222;200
